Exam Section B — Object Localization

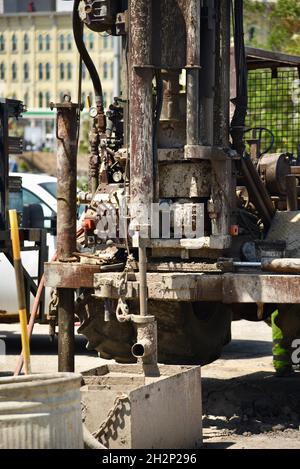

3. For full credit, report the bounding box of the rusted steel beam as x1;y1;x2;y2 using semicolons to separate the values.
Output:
214;0;231;147
58;288;75;373
53;96;78;261
129;0;153;228
94;271;300;304
207;1;233;244
223;273;300;304
44;262;102;289
94;272;223;302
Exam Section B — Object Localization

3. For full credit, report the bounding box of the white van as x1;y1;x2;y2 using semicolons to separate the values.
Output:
0;173;57;315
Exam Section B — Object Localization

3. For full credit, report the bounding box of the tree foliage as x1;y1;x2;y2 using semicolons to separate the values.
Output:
269;0;300;55
244;0;300;54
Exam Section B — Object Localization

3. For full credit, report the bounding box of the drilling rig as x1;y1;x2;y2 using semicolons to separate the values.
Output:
45;0;300;372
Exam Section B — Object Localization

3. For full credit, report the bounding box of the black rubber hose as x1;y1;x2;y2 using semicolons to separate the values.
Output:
73;0;104;110
243;127;275;157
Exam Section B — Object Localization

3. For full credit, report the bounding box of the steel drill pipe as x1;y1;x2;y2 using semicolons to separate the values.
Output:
138;246;148;317
129;0;154;228
186;0;201;145
214;0;231;147
58;288;75;373
55;97;78;261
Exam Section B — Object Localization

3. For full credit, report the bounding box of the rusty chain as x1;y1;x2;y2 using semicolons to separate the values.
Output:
92;394;129;445
116;254;135;322
118;254;135;295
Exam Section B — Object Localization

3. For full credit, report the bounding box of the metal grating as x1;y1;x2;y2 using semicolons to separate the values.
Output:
246;68;300;158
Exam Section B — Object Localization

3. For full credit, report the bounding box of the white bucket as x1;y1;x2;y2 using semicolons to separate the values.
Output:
0;373;83;449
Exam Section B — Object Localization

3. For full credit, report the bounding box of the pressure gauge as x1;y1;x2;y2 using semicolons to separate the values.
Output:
112;171;123;183
89;107;98;119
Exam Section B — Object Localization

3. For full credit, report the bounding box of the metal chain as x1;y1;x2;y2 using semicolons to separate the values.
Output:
118;254;135;296
115;254;135;322
48;288;59;319
92;394;129;444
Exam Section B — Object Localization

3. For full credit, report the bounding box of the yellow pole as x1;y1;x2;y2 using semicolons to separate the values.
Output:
9;210;31;375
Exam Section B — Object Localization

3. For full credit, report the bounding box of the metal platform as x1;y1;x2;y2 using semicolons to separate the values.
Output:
44;262;300;304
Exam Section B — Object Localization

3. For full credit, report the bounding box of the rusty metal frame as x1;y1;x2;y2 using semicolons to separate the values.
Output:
44;263;300;305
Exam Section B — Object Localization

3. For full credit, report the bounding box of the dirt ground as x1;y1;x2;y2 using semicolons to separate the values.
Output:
1;319;300;449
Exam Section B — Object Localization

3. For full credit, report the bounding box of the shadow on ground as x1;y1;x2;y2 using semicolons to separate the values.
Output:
0;331;97;357
202;371;300;435
221;339;272;359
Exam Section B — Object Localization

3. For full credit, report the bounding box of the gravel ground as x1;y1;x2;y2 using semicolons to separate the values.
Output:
1;319;300;449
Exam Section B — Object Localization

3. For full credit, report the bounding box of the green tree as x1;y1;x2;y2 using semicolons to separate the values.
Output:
268;0;300;54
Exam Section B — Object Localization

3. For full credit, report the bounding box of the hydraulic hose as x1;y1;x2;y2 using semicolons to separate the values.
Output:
73;0;104;110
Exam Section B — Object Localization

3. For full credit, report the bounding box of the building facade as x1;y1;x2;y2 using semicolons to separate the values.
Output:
0;10;115;110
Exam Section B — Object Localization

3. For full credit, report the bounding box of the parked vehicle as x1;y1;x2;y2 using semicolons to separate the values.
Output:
0;174;58;315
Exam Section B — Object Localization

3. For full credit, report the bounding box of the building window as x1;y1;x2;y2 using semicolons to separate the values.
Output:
103;92;107;108
0;63;5;80
12;34;17;52
24;34;30;52
67;34;72;51
103;62;108;80
67;63;72;80
38;63;43;80
45;34;51;51
89;33;94;50
60;63;65;80
38;34;43;51
45;63;51;80
24;63;29;81
12;63;17;81
0;35;5;52
38;92;43;108
81;92;86;108
45;92;50;106
24;92;29;106
59;34;65;51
